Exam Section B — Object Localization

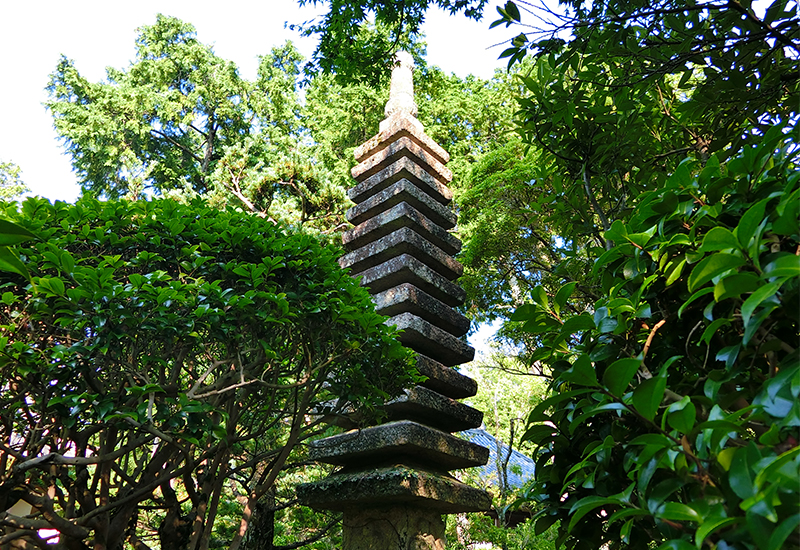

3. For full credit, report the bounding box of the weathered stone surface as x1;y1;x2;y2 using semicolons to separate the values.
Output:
351;136;453;188
383;387;483;432
349;157;453;206
415;354;477;399
343;202;461;256
308;420;488;469
356;114;449;166
388;312;475;367
354;255;466;307
342;506;445;550
346;178;456;230
340;227;463;281
296;465;492;513
373;283;469;337
384;52;419;121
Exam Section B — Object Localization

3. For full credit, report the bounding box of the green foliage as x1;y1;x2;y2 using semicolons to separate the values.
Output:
463;358;549;453
47;14;519;241
294;0;488;84
513;129;800;550
457;0;800;333
48;16;245;198
457;138;598;325
446;513;558;550
0;197;413;550
495;0;798;158
416;66;517;180
46;16;338;232
0;160;29;201
0;216;36;280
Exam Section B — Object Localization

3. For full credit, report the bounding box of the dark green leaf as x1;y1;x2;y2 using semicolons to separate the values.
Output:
700;318;730;346
505;0;521;22
729;447;757;499
554;281;577;312
741;281;781;326
510;303;538;322
603;358;641;396
632;375;666;422
767;513;800;550
762;254;800;278
568;496;622;531
562;354;599;387
736;198;769;248
522;424;557;445
696;517;738;548
714;272;760;302
657;502;701;522
531;286;548;308
0;219;37;246
688;253;746;292
0;247;30;280
559;313;596;334
667;397;696;433
665;258;686;286
698;226;739;252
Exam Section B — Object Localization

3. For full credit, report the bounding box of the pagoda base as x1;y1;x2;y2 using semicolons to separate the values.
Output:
297;464;491;513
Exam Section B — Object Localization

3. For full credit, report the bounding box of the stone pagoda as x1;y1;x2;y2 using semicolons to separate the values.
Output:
297;52;491;550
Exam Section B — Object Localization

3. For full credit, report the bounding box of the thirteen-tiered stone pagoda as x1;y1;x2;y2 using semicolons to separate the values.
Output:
297;52;491;550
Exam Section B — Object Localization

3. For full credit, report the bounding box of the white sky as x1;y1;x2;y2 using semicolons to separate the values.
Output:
0;0;511;203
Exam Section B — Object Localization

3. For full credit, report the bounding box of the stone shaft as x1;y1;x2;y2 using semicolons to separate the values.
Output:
343;507;444;550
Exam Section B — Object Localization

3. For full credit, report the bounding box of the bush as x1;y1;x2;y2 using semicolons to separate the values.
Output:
514;126;800;549
0;197;412;550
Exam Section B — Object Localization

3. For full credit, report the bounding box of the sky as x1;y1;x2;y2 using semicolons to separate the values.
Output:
0;0;511;203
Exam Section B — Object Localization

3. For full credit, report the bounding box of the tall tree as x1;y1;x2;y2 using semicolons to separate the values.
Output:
491;1;799;548
46;16;333;230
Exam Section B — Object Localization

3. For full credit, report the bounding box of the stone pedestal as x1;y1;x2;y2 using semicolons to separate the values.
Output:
343;507;445;550
297;52;491;548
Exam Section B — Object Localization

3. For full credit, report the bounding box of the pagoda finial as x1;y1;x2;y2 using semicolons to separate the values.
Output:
384;51;418;120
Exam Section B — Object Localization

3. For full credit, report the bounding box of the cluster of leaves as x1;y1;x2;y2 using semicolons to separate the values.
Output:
512;126;799;549
456;138;597;325
458;0;799;334
0;197;413;550
495;0;798;154
0;160;29;201
294;0;488;84
0;216;36;282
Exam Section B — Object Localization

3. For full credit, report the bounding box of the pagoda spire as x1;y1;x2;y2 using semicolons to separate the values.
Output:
384;51;418;120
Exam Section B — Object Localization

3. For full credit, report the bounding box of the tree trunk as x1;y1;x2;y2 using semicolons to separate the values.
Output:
242;489;275;550
159;482;194;550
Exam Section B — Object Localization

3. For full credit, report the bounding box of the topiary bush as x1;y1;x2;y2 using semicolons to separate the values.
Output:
0;197;413;550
